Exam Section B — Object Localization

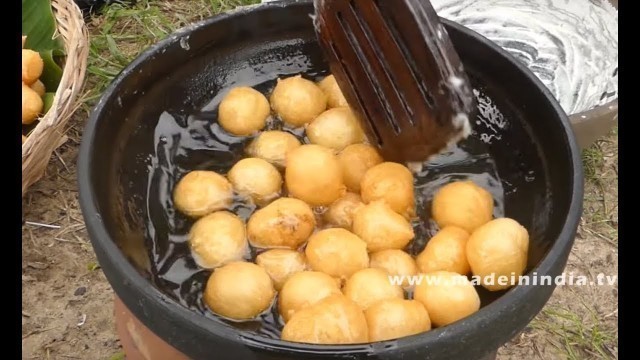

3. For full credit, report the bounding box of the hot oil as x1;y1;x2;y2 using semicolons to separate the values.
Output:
145;72;507;339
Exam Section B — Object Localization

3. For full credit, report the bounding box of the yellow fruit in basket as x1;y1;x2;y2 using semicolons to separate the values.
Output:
285;144;346;206
218;87;270;136
246;130;301;168
188;211;247;269
256;249;307;291
22;83;43;125
466;218;529;291
432;180;494;233
342;268;404;310
30;80;45;97
416;226;471;275
173;170;233;218
204;261;275;320
360;162;415;219
365;299;431;342
271;75;327;127
278;271;341;322
413;271;480;327
281;294;369;344
318;75;349;108
306;107;365;151
22;49;44;85
337;143;383;193
247;197;316;249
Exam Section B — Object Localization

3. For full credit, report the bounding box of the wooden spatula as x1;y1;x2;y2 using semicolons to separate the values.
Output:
313;0;475;162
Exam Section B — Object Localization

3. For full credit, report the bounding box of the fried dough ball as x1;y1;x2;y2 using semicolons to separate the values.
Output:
365;299;431;342
306;107;365;151
228;158;282;205
285;144;346;206
218;87;270;136
413;271;480;327
281;294;369;344
416;227;470;275
22;82;43;125
173;171;233;218
305;228;369;280
337;144;383;193
22;49;43;85
342;268;404;310
188;211;247;269
278;271;342;322
30;80;45;96
466;218;529;291
361;162;415;218
204;261;275;320
246;130;301;168
318;75;349;108
247;197;316;249
369;249;418;288
270;75;327;127
256;249;307;290
323;192;364;230
432;180;494;233
352;201;415;252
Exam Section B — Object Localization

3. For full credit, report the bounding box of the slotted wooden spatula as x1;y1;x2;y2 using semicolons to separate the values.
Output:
313;0;475;162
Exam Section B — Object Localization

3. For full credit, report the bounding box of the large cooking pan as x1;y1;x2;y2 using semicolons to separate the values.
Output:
78;1;583;359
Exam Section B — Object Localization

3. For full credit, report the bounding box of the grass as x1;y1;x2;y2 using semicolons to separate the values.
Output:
108;352;125;360
583;145;606;184
531;304;617;360
524;127;618;359
582;125;617;185
579;127;618;245
83;0;260;104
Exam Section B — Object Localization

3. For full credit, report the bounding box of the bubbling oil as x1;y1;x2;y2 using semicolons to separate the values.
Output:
144;73;506;339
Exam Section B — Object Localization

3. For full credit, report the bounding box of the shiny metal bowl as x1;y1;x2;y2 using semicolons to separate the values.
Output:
569;0;618;149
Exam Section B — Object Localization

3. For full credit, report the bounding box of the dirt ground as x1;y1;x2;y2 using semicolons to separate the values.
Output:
21;1;618;359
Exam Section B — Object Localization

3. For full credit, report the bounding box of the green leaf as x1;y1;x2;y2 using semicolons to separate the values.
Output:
42;92;55;114
23;0;65;92
108;352;126;360
39;49;64;91
22;0;64;52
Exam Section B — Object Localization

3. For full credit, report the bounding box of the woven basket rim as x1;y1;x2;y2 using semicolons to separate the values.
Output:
22;0;89;196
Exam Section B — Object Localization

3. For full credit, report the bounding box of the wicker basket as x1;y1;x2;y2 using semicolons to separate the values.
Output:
22;0;89;196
